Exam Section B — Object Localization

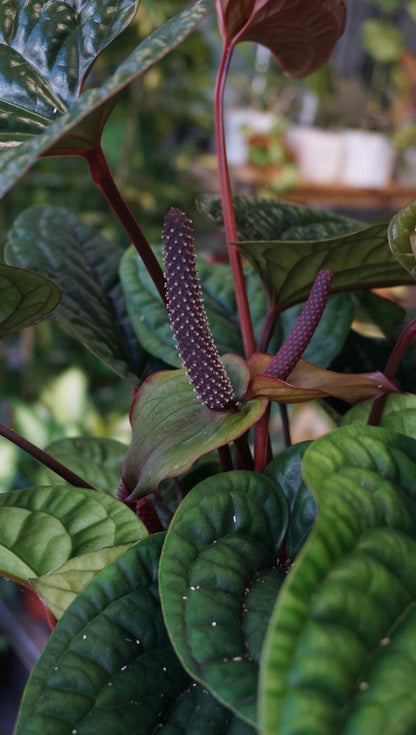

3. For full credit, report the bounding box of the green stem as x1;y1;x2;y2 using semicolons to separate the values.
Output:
0;423;95;489
83;143;166;305
214;42;256;359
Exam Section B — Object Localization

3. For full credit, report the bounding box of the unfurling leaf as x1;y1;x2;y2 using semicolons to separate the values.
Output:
245;353;399;404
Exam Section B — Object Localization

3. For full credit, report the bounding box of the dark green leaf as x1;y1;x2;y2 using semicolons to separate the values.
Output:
198;195;412;309
160;470;288;725
260;425;416;735
44;437;128;495
0;0;214;196
6;205;146;380
14;535;192;735
0;485;146;585
0;263;60;338
120;245;243;367
265;441;315;558
121;355;267;498
351;290;405;341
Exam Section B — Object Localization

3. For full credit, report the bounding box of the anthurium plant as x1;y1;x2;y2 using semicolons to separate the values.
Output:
2;0;416;733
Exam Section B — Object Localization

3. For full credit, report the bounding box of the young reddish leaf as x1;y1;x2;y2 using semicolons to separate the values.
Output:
216;0;346;77
244;353;399;404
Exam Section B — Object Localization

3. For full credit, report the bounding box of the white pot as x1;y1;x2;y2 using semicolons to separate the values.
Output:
341;130;395;188
286;126;344;184
224;108;275;166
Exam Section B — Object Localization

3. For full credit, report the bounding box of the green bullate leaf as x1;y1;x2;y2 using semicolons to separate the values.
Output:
0;485;146;585
159;470;289;726
44;437;128;495
120;245;243;367
15;535;251;734
0;0;214;196
260;425;416;735
388;197;416;279
197;195;412;309
120;354;267;499
0;263;60;339
342;393;416;440
31;544;131;619
6;205;145;380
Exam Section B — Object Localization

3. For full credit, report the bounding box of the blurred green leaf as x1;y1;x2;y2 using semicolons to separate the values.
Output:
360;19;404;63
160;470;288;725
44;437;128;495
0;0;214;196
0;263;60;339
121;355;267;498
388;198;416;279
6;205;145;380
120;245;243;367
0;485;146;584
342;393;416;439
260;425;416;735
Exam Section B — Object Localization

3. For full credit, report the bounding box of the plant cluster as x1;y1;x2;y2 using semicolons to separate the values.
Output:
2;1;416;733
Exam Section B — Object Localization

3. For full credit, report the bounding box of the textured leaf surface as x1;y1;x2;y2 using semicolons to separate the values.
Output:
0;263;60;338
245;353;398;404
388;198;416;279
265;441;315;559
121;355;267;498
160;470;288;725
31;544;131;619
198;195;411;308
6;205;145;380
120;245;243;367
0;0;214;195
44;437;128;495
14;535;193;735
342;393;416;439
260;425;416;735
0;0;140;133
0;485;146;584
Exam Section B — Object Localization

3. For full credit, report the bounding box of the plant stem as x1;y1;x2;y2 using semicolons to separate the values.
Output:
257;301;280;353
83;143;166;305
0;423;95;489
368;317;416;426
234;434;254;470
214;42;256;359
254;404;272;473
218;444;234;471
280;404;292;448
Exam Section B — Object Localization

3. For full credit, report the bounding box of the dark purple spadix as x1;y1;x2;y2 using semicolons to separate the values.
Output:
265;269;333;380
163;207;236;411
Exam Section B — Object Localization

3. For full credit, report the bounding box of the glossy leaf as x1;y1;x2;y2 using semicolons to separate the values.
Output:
120;245;243;368
14;535;192;735
342;393;416;439
44;437;128;495
159;682;257;734
160;470;289;725
0;263;60;339
121;355;267;499
0;0;140;130
0;0;214;196
388;198;416;279
6;205;145;380
0;485;146;585
260;425;416;735
198;195;412;309
245;353;398;404
31;544;131;619
265;441;315;558
216;0;346;78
